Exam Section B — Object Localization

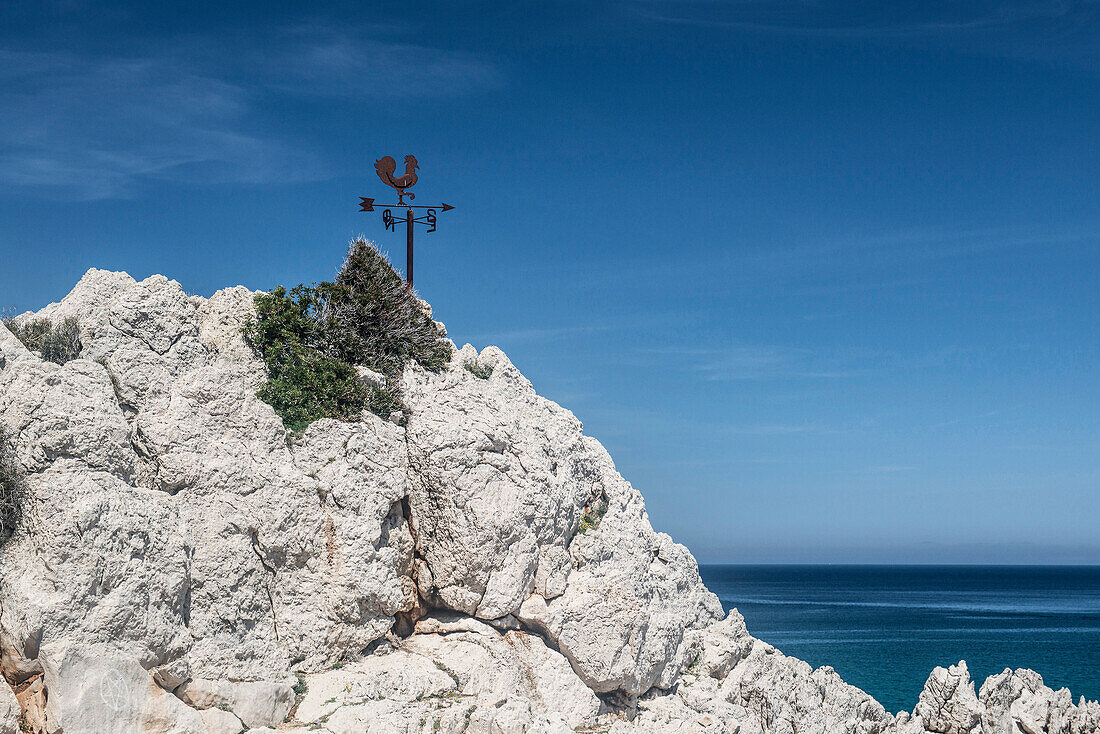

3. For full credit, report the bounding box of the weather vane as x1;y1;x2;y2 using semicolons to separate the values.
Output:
359;155;454;288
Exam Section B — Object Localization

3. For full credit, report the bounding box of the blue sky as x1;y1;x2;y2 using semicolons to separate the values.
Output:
1;1;1098;563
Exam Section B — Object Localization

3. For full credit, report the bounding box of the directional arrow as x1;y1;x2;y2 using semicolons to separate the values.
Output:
359;191;452;287
358;201;452;210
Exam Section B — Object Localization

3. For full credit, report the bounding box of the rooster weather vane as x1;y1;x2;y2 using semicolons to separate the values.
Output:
359;155;454;288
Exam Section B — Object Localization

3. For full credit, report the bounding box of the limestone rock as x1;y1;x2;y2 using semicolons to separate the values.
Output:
288;614;599;733
978;667;1100;734
176;677;293;728
13;676;46;733
0;271;413;732
197;706;245;734
400;344;597;619
2;269;1098;733
0;465;192;699
694;610;755;680
0;680;17;734
913;662;982;734
404;344;723;695
514;471;724;695
715;633;894;734
36;641;205;734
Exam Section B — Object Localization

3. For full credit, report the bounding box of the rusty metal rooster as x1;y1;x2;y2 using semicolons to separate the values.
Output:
374;155;419;205
359;155;454;288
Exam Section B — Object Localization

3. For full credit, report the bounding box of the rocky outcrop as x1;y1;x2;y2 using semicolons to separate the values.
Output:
403;344;724;695
978;667;1100;734
913;662;983;734
892;663;1100;734
0;271;415;730
0;268;1096;734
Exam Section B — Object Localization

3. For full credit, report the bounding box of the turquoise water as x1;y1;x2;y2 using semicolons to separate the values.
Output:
699;565;1100;714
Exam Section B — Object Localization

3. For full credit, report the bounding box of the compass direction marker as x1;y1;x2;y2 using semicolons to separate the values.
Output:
359;157;454;288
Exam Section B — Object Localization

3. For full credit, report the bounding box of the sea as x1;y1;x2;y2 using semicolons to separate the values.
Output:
699;565;1100;714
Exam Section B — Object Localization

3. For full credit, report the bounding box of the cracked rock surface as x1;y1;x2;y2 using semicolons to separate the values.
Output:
0;269;1096;734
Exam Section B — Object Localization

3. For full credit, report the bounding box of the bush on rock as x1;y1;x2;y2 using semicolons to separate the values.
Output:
319;240;452;376
4;316;82;364
245;239;451;431
462;358;493;380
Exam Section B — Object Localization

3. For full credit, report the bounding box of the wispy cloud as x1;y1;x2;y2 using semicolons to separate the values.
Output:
927;401;1033;430
746;224;1099;279
576;403;844;439
460;307;701;347
631;0;1100;68
637;456;800;467
567;223;1099;299
0;25;500;199
635;0;1074;34
725;422;836;436
632;1;1094;38
644;343;882;381
255;24;501;99
463;323;615;344
0;49;313;198
857;464;917;474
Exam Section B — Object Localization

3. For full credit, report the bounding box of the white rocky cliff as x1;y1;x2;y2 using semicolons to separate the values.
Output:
0;269;1096;734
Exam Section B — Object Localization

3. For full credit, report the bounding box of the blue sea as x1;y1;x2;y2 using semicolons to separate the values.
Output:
699;565;1100;714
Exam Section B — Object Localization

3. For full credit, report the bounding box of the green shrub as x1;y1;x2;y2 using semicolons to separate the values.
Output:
463;359;493;380
255;352;368;434
0;427;27;544
246;286;369;432
245;285;322;375
364;379;404;424
4;316;82;364
244;240;452;432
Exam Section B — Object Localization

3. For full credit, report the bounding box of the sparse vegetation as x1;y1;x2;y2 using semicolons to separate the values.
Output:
4;316;82;364
286;672;309;723
434;660;462;688
462;358;493;380
244;239;452;432
578;498;608;535
0;426;28;544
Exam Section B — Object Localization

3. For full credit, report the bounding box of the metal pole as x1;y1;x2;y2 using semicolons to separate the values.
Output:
406;207;414;288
